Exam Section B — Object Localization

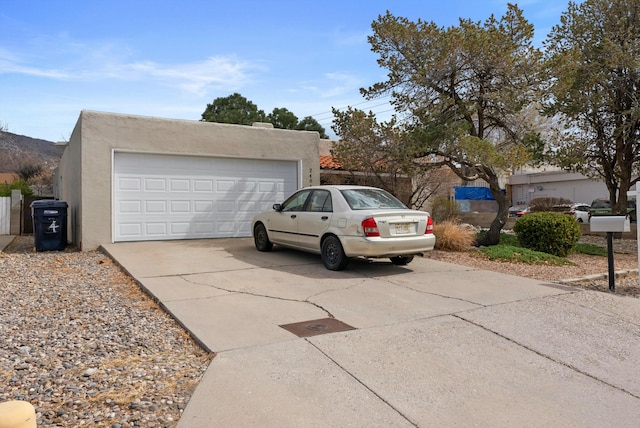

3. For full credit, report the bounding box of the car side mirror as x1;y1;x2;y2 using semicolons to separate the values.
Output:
273;203;283;212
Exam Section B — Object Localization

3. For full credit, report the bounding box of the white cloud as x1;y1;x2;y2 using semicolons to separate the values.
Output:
0;40;264;96
125;56;264;95
295;71;364;99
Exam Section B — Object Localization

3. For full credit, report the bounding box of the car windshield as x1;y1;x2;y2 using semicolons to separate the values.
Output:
340;188;407;210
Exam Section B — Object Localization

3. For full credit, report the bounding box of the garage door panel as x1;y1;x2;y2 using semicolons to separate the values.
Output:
119;177;142;191
120;223;143;237
237;221;252;234
145;200;167;213
216;221;236;235
257;181;280;193
144;178;166;191
216;200;235;213
169;179;190;192
237;201;256;212
194;180;213;192
170;200;191;213
194;221;214;233
216;181;234;191
114;153;297;242
194;201;213;213
119;200;142;214
170;223;191;234
146;223;167;236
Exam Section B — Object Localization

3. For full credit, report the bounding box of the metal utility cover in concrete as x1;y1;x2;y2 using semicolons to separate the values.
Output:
280;318;355;338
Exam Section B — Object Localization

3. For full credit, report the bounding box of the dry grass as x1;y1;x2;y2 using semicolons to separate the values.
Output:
433;221;476;251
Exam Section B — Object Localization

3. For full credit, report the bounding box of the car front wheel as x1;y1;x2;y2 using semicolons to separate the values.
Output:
254;223;273;252
390;255;414;265
321;236;349;271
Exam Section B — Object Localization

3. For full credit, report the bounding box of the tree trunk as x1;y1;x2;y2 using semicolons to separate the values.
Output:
475;174;509;247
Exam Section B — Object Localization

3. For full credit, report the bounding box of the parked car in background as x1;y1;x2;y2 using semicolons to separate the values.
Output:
564;203;590;223
252;185;436;270
588;198;637;222
508;205;529;217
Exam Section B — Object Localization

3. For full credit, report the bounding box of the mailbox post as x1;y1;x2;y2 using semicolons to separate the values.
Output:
629;190;640;288
590;216;630;291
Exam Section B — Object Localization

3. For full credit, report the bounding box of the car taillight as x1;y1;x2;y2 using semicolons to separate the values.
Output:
425;216;434;234
362;218;380;237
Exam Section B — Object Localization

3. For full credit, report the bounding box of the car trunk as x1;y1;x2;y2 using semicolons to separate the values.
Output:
368;211;429;238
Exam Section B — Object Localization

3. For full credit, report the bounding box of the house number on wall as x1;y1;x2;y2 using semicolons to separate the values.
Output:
309;168;313;186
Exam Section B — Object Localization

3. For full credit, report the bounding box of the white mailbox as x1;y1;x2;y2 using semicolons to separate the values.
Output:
590;215;630;232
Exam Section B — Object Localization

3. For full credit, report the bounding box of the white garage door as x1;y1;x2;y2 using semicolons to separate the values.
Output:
114;153;298;242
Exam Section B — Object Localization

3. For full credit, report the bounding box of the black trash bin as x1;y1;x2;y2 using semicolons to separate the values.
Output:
31;200;68;252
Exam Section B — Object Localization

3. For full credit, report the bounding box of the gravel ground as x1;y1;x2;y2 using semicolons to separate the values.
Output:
0;236;212;427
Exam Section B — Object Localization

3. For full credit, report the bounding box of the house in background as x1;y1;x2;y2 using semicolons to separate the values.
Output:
508;167;611;206
55;110;320;251
318;139;352;185
319;139;462;211
318;139;425;207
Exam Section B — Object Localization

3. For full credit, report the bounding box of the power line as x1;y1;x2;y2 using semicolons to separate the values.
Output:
309;95;392;121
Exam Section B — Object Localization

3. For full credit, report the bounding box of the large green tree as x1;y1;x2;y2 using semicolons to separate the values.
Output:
362;5;541;245
296;116;329;139
201;93;266;125
544;0;640;214
267;107;298;130
201;94;329;138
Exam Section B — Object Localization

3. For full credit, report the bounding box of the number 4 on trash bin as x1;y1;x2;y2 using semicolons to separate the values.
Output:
48;221;59;233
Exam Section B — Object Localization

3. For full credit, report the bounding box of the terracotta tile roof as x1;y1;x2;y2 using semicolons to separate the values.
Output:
0;173;19;184
320;155;343;170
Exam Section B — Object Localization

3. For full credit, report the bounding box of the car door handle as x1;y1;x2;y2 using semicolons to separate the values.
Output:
290;214;297;219
321;216;328;220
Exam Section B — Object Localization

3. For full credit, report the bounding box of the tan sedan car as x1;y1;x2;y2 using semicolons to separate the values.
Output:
252;185;436;270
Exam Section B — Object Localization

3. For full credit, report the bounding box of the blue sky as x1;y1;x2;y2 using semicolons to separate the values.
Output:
1;0;572;142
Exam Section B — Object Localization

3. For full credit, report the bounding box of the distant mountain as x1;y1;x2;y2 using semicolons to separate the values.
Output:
0;131;65;173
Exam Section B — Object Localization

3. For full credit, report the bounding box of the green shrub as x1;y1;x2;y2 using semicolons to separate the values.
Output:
513;212;581;257
430;195;460;223
0;179;33;197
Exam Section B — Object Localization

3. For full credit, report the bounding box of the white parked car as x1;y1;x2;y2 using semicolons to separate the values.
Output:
565;203;590;223
252;185;436;270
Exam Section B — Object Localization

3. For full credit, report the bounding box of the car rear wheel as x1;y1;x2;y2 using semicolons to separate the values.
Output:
254;223;273;252
321;236;349;271
390;255;414;265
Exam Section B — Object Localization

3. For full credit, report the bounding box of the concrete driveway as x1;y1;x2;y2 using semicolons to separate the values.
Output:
101;238;640;427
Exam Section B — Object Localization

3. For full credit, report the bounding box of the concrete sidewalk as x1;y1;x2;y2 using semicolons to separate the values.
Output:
101;238;640;427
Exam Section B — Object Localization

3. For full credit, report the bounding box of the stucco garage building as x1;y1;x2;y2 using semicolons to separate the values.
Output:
56;110;320;250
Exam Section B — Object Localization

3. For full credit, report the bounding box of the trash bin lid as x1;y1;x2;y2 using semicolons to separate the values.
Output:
30;200;68;208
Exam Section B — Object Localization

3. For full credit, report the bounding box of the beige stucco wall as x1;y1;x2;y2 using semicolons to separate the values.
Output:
318;139;334;156
57;110;320;251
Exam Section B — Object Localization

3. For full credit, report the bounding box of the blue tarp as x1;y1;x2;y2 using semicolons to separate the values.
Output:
454;186;494;200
